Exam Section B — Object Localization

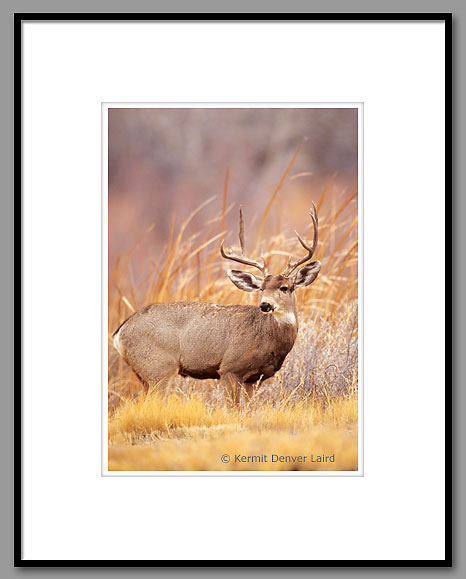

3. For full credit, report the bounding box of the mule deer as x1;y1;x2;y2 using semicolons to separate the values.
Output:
113;204;321;401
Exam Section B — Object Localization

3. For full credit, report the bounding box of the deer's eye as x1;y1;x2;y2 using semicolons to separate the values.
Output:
280;286;288;293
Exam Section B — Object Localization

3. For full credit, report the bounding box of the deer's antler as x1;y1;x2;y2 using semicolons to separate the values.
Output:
281;202;319;277
220;207;268;276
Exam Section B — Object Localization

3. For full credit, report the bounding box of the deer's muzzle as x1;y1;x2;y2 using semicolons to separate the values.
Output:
260;302;274;313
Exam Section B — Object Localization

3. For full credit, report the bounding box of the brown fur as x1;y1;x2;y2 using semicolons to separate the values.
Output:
261;275;288;290
114;301;298;390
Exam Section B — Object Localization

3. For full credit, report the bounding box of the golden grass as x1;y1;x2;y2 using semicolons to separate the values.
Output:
108;149;358;471
108;388;357;471
108;389;358;442
109;428;358;472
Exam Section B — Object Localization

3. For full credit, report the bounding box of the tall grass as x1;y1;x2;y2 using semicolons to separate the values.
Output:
108;155;358;471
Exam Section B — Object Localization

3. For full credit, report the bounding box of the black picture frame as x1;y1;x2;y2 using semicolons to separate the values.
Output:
14;12;452;568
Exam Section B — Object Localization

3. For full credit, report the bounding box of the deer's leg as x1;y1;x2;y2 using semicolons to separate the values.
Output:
145;370;179;395
219;373;243;406
219;373;258;407
126;349;179;395
241;382;256;401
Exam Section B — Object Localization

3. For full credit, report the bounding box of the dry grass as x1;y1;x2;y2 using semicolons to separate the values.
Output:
109;428;358;472
109;388;358;442
108;390;357;471
108;151;358;472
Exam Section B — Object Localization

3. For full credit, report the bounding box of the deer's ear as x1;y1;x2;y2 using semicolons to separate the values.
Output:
227;269;262;292
294;261;321;288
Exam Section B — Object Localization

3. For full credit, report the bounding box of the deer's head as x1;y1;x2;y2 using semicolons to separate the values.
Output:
220;204;321;323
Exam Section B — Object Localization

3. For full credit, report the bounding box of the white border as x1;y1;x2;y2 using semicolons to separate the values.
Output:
23;21;445;561
102;102;363;477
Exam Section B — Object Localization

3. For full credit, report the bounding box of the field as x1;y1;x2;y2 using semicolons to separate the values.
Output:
108;158;358;472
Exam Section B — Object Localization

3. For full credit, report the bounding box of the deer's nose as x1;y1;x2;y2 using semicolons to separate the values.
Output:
260;302;273;312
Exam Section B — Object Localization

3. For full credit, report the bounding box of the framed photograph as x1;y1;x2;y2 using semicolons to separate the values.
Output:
17;14;451;565
104;103;361;476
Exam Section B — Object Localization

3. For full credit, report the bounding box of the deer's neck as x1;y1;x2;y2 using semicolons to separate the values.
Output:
273;309;298;329
266;308;299;352
272;300;299;331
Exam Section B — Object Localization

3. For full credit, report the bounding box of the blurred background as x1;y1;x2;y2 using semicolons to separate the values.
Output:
108;107;358;271
108;106;359;407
